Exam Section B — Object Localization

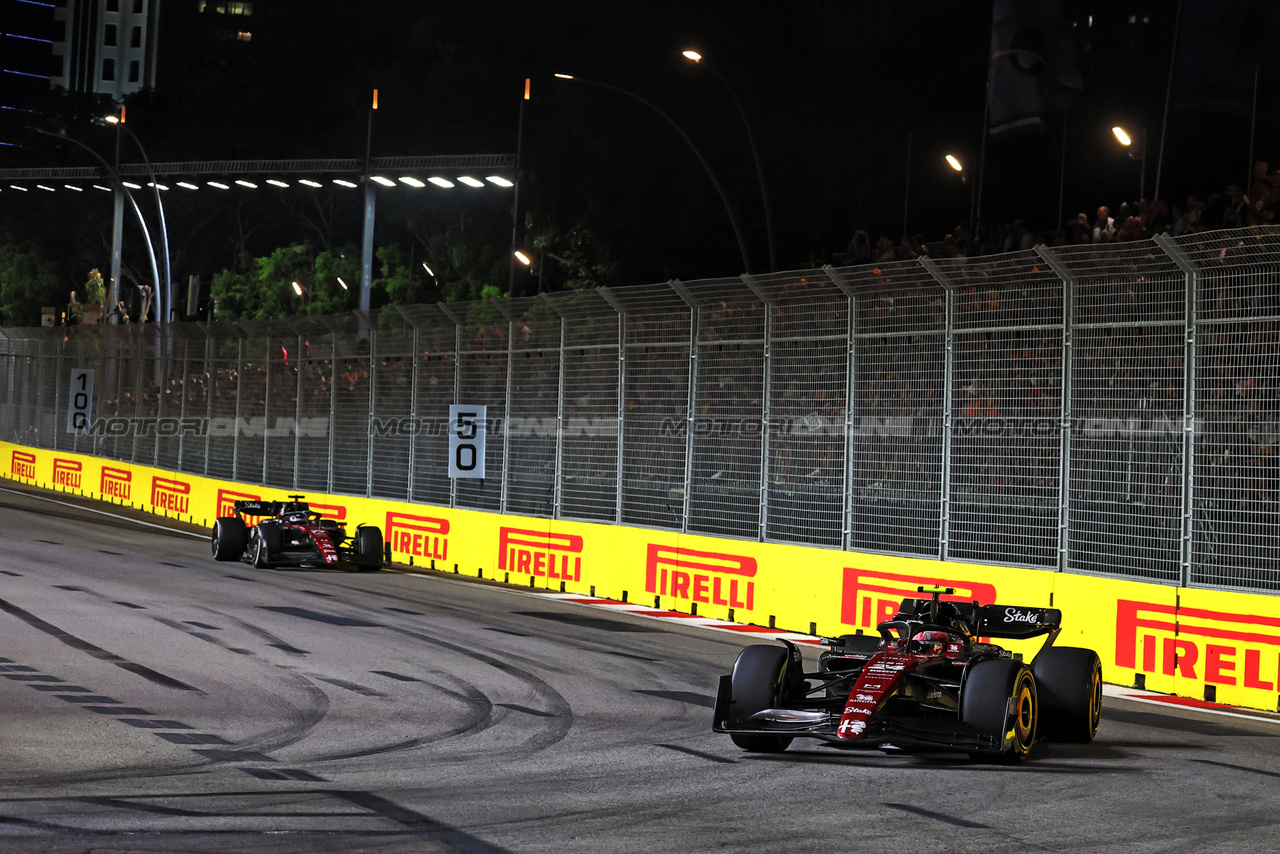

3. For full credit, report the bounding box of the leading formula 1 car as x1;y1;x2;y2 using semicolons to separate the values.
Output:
210;495;384;571
713;587;1102;761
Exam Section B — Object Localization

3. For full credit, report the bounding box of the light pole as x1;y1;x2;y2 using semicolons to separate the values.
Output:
106;113;169;323
1112;124;1146;202
554;72;752;274
515;247;572;293
681;50;776;272
945;153;975;233
33;128;162;319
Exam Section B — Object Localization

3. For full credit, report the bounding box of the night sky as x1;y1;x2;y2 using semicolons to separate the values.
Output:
6;0;1280;285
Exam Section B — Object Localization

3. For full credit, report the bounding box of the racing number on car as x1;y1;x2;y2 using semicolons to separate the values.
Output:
66;369;94;435
448;404;486;479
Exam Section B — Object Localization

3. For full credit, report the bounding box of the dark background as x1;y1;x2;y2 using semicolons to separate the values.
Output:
2;0;1278;296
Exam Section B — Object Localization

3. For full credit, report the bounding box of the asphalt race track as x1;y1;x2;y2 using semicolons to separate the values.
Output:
2;485;1280;853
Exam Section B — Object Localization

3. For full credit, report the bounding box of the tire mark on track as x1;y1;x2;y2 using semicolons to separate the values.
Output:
0;597;200;692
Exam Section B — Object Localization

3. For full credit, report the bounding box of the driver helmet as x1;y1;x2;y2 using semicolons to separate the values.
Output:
911;630;949;655
283;505;310;524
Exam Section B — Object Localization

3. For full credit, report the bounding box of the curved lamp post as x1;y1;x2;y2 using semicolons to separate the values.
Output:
33;128;162;320
681;50;776;272
553;72;752;274
107;114;170;322
1112;124;1146;202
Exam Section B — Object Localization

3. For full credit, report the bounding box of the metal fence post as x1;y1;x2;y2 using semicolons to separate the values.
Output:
598;286;627;524
203;323;214;476
670;279;700;534
437;302;465;509
920;257;956;562
364;313;377;498
327;334;337;494
823;265;857;553
1154;233;1199;588
292;326;305;491
262;333;271;486
741;274;771;542
1034;245;1078;573
538;293;568;520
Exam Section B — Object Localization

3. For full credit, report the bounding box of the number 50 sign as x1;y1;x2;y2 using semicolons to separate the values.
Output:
448;405;486;479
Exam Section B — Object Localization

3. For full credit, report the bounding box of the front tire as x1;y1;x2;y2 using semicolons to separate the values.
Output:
1033;647;1102;743
354;526;383;571
728;645;794;753
252;524;281;569
962;658;1037;762
211;517;247;561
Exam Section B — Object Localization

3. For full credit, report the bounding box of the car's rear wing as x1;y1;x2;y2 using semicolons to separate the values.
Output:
891;598;1061;639
973;605;1062;639
234;500;282;516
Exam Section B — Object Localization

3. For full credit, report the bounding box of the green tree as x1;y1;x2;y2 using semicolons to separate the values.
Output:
0;232;61;327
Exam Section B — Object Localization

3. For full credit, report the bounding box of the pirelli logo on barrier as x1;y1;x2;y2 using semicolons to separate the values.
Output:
841;568;998;631
150;476;191;514
10;451;36;480
309;502;346;522
386;511;449;561
498;527;582;581
52;458;82;489
100;466;132;500
645;545;756;610
1117;600;1280;690
217;488;260;518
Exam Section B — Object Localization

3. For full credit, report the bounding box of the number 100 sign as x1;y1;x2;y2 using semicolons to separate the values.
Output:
67;369;94;434
448;405;486;479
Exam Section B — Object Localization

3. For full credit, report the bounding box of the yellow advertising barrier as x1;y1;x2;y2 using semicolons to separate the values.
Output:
4;439;1279;714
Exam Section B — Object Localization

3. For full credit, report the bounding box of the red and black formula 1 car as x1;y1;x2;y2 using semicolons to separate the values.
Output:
210;495;384;571
713;587;1102;762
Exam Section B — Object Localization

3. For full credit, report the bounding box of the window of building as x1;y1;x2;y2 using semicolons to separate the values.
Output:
197;1;207;11
133;0;144;12
104;24;117;46
128;60;139;83
236;30;252;41
102;58;115;81
106;0;119;11
131;26;142;47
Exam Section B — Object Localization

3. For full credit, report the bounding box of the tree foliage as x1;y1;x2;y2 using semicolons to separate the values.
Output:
0;228;62;326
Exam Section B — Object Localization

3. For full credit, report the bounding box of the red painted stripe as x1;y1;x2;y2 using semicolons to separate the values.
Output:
1126;693;1235;710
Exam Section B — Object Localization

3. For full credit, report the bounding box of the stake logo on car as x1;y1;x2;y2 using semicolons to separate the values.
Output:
386;511;449;561
1116;599;1280;690
645;545;756;610
498;528;583;581
10;451;35;480
100;466;131;500
150;476;190;514
840;567;997;631
52;458;82;489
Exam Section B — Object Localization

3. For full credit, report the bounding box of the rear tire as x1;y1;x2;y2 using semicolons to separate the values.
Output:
962;658;1037;762
728;645;794;753
211;517;246;561
354;526;383;571
1033;647;1102;743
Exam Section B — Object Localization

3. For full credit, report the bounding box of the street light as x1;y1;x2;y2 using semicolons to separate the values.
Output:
106;112;170;322
1112;124;1146;201
681;49;776;272
32;127;162;320
553;72;752;274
